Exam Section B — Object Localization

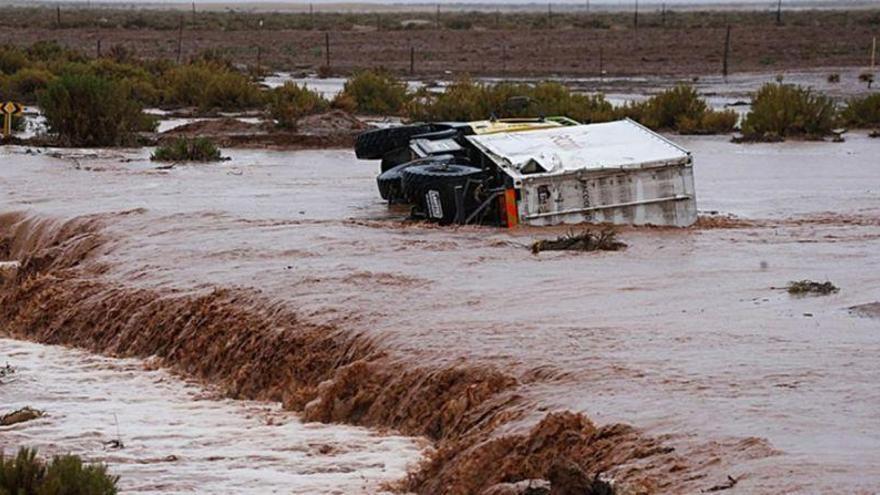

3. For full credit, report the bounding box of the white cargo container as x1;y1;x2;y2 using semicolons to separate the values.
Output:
466;119;698;228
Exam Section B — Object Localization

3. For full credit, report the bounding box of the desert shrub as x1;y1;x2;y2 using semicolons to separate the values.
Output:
740;83;837;140
26;41;84;64
268;82;328;128
161;63;262;111
38;73;154;146
615;85;737;134
407;77;490;121
88;59;153;83
151;137;223;162
407;78;615;123
841;94;880;127
330;92;357;113
4;67;55;102
120;77;161;107
0;45;28;75
340;69;409;115
827;73;840;84
202;71;264;110
0;447;118;495
678;109;739;134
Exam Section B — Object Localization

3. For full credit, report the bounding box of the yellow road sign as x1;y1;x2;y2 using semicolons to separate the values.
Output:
1;101;24;138
1;102;24;115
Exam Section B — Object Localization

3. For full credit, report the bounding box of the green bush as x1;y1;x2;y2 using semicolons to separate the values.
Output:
677;109;739;135
5;67;54;102
0;447;118;495
26;41;84;65
161;63;263;111
841;93;880;128
151;137;223;162
614;85;736;133
407;78;616;123
38;73;154;146
0;45;28;75
340;69;409;115
741;83;837;140
268;82;328;128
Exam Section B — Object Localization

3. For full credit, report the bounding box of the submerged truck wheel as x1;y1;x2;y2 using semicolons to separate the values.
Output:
400;164;484;225
355;124;445;160
377;163;412;203
377;155;458;204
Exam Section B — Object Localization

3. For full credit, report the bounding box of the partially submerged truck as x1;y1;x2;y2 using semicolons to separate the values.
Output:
354;117;697;228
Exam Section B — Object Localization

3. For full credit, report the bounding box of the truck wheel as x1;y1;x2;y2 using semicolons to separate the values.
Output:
380;146;413;173
400;164;485;225
377;155;457;203
377;163;412;203
355;123;444;160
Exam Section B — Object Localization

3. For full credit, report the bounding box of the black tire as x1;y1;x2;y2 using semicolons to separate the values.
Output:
410;128;460;141
380;146;413;173
401;164;485;225
355;123;445;160
377;155;456;203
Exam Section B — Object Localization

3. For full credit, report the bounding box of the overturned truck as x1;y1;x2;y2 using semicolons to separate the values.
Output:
355;118;697;228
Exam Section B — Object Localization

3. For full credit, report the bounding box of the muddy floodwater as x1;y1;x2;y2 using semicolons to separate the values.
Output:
1;133;879;493
0;338;424;494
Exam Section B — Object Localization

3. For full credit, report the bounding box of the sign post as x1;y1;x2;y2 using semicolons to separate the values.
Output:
1;102;24;138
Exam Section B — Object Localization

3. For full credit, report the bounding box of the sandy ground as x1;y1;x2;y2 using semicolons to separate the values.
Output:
1;131;879;492
0;21;876;78
0;338;424;494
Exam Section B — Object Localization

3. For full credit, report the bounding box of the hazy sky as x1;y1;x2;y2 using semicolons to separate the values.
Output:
18;0;845;4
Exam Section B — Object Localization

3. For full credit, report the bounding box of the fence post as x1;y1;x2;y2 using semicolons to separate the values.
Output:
97;38;102;58
634;0;639;29
325;32;331;68
872;36;877;69
722;25;731;78
176;15;183;63
599;44;604;77
410;46;415;75
56;5;61;28
776;0;782;26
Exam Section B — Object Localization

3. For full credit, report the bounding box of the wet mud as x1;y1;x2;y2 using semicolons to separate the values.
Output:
2;133;879;493
157;111;366;149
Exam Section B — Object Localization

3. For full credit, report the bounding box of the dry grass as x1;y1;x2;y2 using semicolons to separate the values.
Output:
787;280;839;296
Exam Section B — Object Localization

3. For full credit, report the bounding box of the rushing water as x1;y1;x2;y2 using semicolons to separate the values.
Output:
0;338;425;494
1;132;879;492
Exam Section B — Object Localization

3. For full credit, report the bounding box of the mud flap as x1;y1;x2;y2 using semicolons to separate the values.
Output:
500;188;519;228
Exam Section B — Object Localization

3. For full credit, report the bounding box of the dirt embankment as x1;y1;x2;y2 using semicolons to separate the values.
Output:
0;211;697;494
158;111;367;149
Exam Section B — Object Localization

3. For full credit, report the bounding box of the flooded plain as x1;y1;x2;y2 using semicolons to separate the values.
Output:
1;132;879;493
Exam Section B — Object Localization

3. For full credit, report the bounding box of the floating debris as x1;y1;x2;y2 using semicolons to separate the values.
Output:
1;407;43;426
787;280;839;296
0;363;14;382
704;475;738;492
531;229;626;254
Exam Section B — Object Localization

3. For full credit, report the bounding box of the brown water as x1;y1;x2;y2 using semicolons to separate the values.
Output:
0;339;424;494
2;133;879;493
